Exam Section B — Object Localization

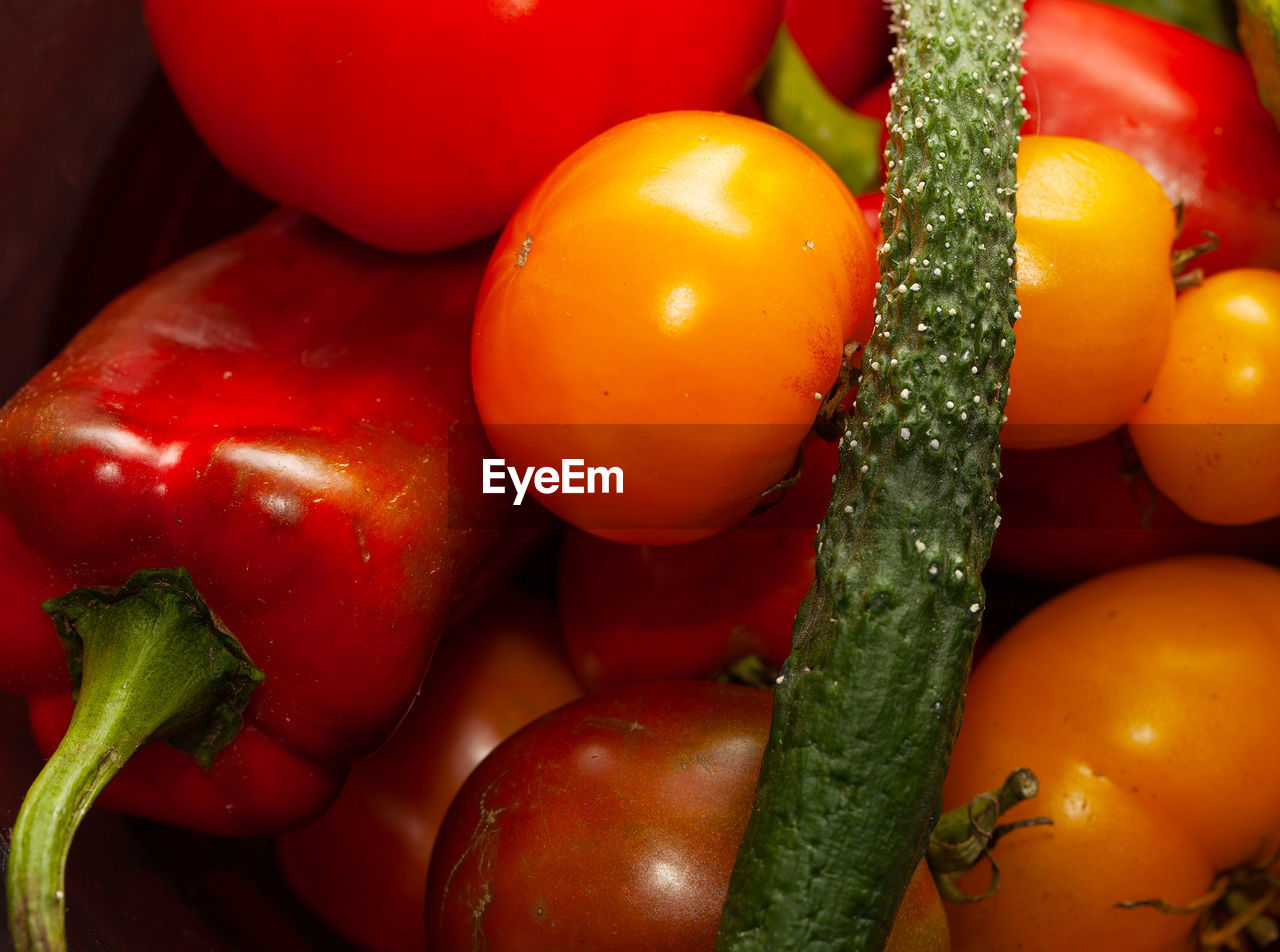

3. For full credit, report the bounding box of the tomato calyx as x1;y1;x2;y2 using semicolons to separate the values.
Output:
1170;201;1223;291
756;339;862;510
1118;848;1280;950
1113;429;1162;530
809;339;863;443
926;768;1052;904
754;448;807;512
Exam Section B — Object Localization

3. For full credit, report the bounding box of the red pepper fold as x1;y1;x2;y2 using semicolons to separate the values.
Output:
0;210;498;835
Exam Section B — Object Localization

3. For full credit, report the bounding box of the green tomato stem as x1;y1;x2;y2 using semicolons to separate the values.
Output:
927;767;1050;903
5;568;262;952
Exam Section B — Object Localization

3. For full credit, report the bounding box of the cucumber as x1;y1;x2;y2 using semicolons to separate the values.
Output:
716;1;1026;949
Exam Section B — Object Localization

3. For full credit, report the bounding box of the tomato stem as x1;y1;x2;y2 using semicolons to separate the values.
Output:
926;768;1050;904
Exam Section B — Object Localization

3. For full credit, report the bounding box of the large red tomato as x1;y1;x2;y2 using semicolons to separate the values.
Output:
142;0;785;253
785;0;893;103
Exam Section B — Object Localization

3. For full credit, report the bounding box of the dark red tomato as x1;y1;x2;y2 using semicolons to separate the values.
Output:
276;593;582;952
855;0;1280;273
786;0;893;102
557;437;838;690
988;432;1280;584
424;681;948;952
142;0;785;253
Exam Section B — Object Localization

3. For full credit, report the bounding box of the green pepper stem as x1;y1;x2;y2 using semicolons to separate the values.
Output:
756;26;884;196
5;568;262;952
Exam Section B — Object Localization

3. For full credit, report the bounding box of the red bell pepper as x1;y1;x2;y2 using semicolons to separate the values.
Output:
0;211;498;949
141;0;785;253
855;0;1280;273
785;0;893;103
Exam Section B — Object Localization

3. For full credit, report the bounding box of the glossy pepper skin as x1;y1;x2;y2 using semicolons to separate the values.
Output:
856;0;1280;273
1020;0;1280;273
0;211;497;835
141;0;785;253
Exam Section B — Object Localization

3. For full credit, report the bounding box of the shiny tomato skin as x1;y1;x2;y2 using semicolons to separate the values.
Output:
558;437;837;689
425;681;947;952
1004;135;1176;449
945;556;1280;951
854;0;1280;274
276;594;581;952
471;110;876;544
858;137;1177;452
142;1;785;253
1129;269;1280;526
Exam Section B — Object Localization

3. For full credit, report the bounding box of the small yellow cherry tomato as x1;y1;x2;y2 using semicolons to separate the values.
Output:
1129;268;1280;525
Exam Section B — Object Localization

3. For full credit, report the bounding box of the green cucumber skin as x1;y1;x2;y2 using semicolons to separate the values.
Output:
715;2;1025;950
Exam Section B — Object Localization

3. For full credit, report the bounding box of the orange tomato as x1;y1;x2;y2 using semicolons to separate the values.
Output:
945;555;1280;951
1003;135;1177;449
470;110;876;544
889;863;951;952
1129;268;1280;525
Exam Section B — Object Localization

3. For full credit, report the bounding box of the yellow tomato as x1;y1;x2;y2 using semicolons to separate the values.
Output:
1004;135;1177;449
471;110;876;544
946;555;1280;951
1129;268;1280;525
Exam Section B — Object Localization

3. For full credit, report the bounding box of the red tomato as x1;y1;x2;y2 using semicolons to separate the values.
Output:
945;556;1280;951
854;0;1280;274
785;0;893;103
1129;269;1280;526
425;681;948;952
558;437;838;690
990;433;1280;584
142;0;785;253
471;110;876;544
276;594;581;952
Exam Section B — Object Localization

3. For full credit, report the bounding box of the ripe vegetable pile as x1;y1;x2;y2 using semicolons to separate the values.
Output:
2;0;1280;950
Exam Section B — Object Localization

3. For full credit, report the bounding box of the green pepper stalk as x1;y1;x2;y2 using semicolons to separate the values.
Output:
6;569;262;952
716;0;1026;948
1237;0;1280;124
755;27;884;195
